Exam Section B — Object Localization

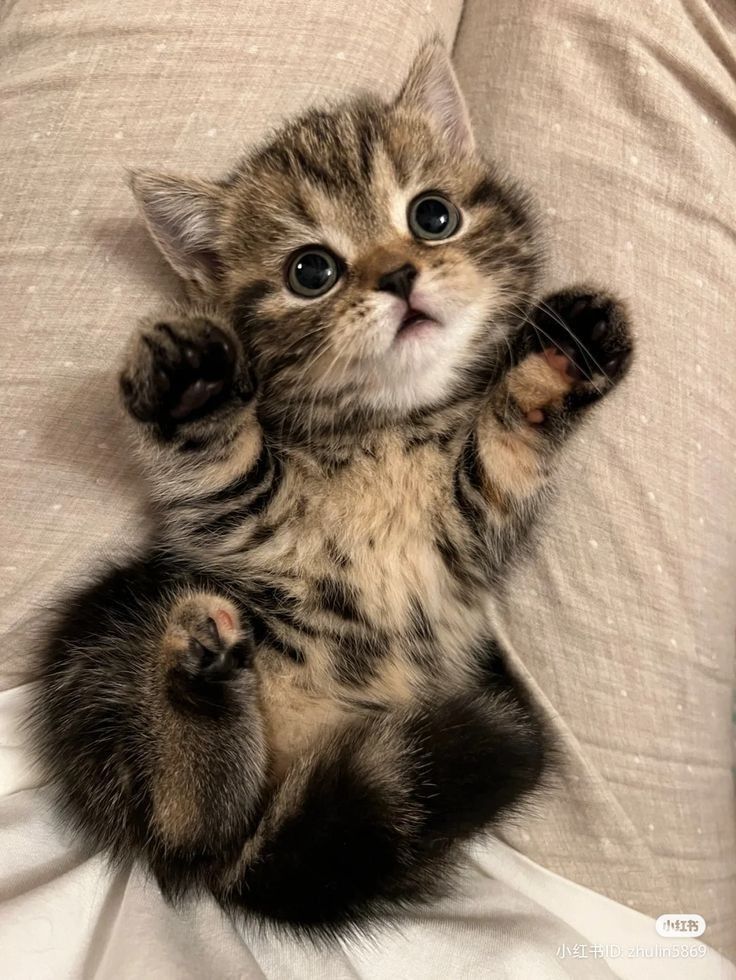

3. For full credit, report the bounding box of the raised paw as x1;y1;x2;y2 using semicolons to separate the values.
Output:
506;288;633;425
120;313;239;429
530;289;633;406
163;593;253;684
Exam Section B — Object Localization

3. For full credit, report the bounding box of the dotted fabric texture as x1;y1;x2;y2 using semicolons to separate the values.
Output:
454;0;736;957
0;0;734;965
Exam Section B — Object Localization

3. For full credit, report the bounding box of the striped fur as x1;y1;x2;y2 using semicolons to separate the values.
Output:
32;43;633;938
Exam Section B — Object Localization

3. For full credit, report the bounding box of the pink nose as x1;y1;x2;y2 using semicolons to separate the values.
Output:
376;263;417;300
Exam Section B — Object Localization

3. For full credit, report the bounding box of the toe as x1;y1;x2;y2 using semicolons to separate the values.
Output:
565;360;586;381
543;347;571;374
590;319;608;343
169;378;226;420
603;353;628;378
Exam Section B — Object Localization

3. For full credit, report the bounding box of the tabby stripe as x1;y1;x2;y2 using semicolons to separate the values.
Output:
201;445;272;505
177;415;252;456
142;333;168;360
356;125;375;184
333;629;389;686
247;580;298;611
405;431;435;450
293;147;339;192
247;581;318;638
452;432;489;537
246;522;277;548
461;430;486;495
232;280;272;334
466;175;506;210
325;538;351;569
436;531;481;591
249;612;305;664
196;456;283;536
290;189;317;229
246;458;283;516
178;435;210;453
315;577;362;622
156;322;180;346
408;596;435;644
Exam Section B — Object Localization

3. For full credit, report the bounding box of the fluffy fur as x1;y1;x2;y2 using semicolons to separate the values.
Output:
32;42;633;939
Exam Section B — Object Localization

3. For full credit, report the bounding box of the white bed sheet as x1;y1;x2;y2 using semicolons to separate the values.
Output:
1;682;732;980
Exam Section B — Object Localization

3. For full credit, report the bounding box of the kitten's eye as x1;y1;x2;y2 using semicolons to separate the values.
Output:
287;248;340;298
408;194;461;241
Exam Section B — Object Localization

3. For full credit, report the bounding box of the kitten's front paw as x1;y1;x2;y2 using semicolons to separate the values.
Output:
163;593;253;683
530;289;633;408
120;314;239;428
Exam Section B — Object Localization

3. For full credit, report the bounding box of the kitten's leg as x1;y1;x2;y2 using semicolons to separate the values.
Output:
212;655;550;934
146;588;270;894
33;560;268;896
119;310;270;508
458;289;633;569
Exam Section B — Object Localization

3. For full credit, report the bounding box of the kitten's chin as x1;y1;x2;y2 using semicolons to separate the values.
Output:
362;315;490;416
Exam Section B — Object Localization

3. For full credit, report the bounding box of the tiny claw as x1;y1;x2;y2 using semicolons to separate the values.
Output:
201;339;233;380
200;645;245;682
569;298;592;318
169;378;225;420
188;635;215;669
543;347;571;372
565;361;586;381
590;320;608;343
230;637;254;670
204;616;221;647
183;344;201;369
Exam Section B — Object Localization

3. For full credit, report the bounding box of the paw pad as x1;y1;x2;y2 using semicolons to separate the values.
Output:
166;595;253;683
121;317;238;427
532;290;633;401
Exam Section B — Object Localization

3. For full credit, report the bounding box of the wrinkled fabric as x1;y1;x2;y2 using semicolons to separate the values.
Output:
3;681;732;979
454;0;736;955
0;0;734;971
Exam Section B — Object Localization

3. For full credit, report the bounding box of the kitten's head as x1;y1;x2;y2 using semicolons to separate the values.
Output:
131;42;540;431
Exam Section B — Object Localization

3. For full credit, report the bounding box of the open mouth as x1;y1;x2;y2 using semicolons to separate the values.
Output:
397;307;437;336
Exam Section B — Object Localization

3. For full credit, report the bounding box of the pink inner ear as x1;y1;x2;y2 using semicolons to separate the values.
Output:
400;44;475;154
131;172;224;289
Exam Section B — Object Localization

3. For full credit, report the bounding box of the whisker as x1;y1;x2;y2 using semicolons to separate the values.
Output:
517;293;612;384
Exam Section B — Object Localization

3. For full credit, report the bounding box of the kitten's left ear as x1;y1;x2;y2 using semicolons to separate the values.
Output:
128;170;227;294
396;40;475;154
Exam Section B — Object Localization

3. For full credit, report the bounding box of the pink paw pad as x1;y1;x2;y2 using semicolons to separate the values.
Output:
543;346;584;381
213;607;238;643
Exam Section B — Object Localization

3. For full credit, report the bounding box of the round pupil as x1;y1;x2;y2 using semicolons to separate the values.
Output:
416;198;451;235
295;252;332;291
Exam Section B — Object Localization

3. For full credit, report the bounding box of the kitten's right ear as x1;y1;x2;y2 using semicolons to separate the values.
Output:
396;40;475;154
128;171;227;294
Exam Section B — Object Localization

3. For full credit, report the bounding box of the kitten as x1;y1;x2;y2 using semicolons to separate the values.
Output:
32;42;633;938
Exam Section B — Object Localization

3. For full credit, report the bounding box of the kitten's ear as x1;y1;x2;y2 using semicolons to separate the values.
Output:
396;40;475;154
128;171;227;293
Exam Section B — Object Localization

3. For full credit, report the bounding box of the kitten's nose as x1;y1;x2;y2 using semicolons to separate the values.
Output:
376;263;417;301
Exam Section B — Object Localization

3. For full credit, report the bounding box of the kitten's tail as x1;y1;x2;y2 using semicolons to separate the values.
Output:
210;683;551;939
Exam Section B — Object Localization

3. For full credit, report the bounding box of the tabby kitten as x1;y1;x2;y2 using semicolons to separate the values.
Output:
33;42;633;938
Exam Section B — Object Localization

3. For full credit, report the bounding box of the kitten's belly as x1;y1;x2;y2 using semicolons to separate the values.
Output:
230;440;491;772
250;525;490;774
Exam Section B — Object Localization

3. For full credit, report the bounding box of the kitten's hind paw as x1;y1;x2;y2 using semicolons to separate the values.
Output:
164;594;253;684
529;289;633;409
121;313;240;429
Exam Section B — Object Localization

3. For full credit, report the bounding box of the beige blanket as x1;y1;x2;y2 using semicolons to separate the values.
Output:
1;0;733;960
